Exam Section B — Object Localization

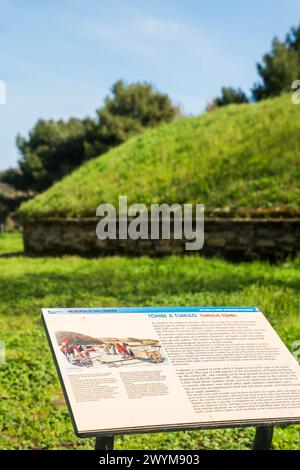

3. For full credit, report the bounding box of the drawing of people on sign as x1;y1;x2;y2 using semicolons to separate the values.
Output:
55;331;165;368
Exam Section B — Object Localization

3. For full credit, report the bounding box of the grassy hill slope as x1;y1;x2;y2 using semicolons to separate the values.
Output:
19;94;300;219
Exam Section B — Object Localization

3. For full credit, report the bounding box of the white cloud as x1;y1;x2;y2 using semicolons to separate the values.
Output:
81;15;240;76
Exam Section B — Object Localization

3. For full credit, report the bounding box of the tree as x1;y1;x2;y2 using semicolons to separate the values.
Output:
286;24;300;54
85;80;180;158
206;86;249;111
11;118;89;192
4;80;179;193
252;26;300;101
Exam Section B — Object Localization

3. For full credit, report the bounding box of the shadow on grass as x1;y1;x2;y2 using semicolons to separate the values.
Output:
0;252;26;259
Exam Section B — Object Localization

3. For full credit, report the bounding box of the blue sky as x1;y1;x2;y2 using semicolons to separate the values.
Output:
1;0;300;170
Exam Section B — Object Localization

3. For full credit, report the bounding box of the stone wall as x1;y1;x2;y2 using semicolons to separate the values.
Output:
22;218;300;261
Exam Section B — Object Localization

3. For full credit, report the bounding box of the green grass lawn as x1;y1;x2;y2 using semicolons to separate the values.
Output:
0;233;299;450
20;94;300;220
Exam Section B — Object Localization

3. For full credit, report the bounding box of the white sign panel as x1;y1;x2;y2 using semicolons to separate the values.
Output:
42;307;300;436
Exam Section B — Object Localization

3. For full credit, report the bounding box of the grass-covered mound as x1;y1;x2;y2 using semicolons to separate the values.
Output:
19;94;300;220
0;233;300;449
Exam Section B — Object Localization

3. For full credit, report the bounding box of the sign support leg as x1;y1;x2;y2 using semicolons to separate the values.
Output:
253;426;274;450
95;436;115;450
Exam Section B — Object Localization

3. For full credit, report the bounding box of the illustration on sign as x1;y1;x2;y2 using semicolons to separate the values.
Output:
56;331;165;368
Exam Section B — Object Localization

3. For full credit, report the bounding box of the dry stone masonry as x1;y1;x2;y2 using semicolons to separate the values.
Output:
23;217;300;261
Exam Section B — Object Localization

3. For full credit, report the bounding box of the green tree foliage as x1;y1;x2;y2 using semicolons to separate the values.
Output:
84;80;179;158
286;24;300;52
252;25;300;101
207;86;249;110
1;81;178;193
14;118;88;192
